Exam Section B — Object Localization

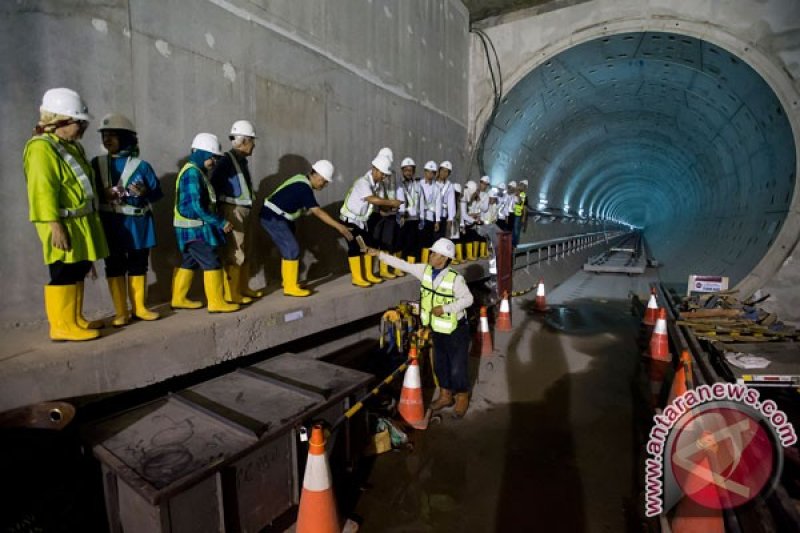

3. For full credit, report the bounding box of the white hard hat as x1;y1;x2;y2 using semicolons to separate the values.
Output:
98;113;136;133
453;183;462;194
230;119;257;138
508;181;517;188
401;157;416;168
489;188;499;198
191;132;223;155
377;147;394;164
480;175;490;184
41;88;92;121
372;155;392;175
465;180;477;193
424;161;437;172
520;180;529;186
311;159;334;182
439;160;453;171
497;182;507;190
430;238;455;259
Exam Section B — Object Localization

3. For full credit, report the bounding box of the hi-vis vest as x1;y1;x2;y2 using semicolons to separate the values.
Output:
514;191;527;216
263;174;312;221
96;155;151;216
340;175;374;227
219;151;254;207
174;162;216;228
420;265;459;334
36;135;96;218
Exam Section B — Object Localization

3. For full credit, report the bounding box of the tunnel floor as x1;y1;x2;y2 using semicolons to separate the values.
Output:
350;269;659;532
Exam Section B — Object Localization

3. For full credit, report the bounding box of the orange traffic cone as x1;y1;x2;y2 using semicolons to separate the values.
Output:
671;457;725;533
643;288;659;326
472;306;493;357
495;292;512;332
398;346;431;430
667;350;693;404
648;308;671;362
534;278;548;312
647;359;671;409
296;425;339;533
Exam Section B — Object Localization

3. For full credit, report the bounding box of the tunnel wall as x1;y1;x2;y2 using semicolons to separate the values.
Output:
0;0;470;326
468;0;800;313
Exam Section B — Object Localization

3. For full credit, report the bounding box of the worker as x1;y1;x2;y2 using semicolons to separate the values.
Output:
514;179;529;244
418;160;439;263
172;133;239;313
260;160;353;296
449;183;464;264
24;88;109;341
461;180;480;261
339;154;402;287
371;148;401;280
92;113;163;326
504;181;518;239
211;120;264;305
435;161;456;242
495;182;510;231
473;176;491;258
368;238;474;417
395;157;420;270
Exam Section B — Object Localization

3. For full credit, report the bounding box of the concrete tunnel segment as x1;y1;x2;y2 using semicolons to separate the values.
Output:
472;15;800;296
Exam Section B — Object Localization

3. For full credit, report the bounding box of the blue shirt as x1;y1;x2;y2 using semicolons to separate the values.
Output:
210;150;253;200
91;155;163;250
267;178;319;213
174;161;227;251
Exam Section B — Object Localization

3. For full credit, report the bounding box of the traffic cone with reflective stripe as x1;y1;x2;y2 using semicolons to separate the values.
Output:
648;308;671;362
496;291;512;332
667;350;693;404
534;278;548;312
472;306;493;357
643;288;659;326
398;346;431;430
296;424;339;533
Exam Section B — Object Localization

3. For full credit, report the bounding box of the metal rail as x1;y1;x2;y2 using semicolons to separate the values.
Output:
513;230;628;272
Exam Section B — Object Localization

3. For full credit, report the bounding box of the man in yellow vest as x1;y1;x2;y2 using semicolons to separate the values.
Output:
369;238;474;417
260;160;353;296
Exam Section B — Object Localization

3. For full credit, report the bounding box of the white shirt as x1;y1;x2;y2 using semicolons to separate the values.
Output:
435;181;456;222
397;178;420;218
340;170;377;228
419;180;439;222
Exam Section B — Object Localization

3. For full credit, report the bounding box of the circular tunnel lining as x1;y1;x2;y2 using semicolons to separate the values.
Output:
479;31;796;288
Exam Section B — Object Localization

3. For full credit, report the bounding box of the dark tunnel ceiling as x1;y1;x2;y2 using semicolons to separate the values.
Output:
479;32;796;286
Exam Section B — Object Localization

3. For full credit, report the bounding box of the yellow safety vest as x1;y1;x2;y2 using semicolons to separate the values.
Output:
173;162;216;228
339;175;374;225
219;151;254;207
36;135;96;218
420;265;459;334
97;155;150;216
263;174;312;221
514;191;527;216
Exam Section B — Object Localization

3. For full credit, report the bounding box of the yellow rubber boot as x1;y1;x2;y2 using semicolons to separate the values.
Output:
406;255;417;265
107;276;131;327
224;265;252;305
364;254;383;284
128;275;160;321
379;251;397;280
204;269;240;313
421;248;430;264
171;268;203;309
479;242;489;258
348;256;372;288
452;243;463;265
393;252;406;277
240;261;265;299
466;242;477;261
282;259;311;297
75;281;103;329
45;285;100;341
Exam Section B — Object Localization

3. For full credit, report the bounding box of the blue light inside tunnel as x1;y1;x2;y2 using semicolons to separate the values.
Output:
479;31;796;286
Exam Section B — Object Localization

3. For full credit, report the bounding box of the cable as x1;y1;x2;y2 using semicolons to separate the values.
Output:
469;27;503;177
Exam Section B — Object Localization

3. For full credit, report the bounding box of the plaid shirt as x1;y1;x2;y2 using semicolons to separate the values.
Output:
174;162;226;251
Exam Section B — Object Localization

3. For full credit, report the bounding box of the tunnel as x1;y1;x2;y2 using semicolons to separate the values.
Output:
478;31;797;289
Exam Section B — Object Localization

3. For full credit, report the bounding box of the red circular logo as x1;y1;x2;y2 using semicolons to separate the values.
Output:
670;407;774;509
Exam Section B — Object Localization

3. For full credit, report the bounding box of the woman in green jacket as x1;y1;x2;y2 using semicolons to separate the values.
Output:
24;88;109;341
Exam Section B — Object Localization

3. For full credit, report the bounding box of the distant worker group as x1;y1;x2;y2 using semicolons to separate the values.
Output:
23;87;529;342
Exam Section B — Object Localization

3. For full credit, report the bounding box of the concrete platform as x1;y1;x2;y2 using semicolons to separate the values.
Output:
0;262;490;413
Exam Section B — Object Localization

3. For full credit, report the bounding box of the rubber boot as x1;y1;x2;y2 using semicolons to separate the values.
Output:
204;269;240;313
454;243;464;264
224;265;252;305
363;254;383;284
406;256;417;265
75;281;103;329
348;256;372;288
466;242;477;261
240;261;265;299
45;284;100;341
392;252;406;277
451;243;462;265
282;259;311;297
128;275;159;321
479;242;489;258
430;389;454;411
107;276;131;327
171;268;203;309
454;392;470;417
379;252;397;280
421;248;430;264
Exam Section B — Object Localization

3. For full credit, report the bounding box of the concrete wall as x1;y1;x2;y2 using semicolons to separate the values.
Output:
0;0;470;326
467;0;800;319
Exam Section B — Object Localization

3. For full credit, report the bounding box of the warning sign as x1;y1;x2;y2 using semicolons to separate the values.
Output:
687;275;729;296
